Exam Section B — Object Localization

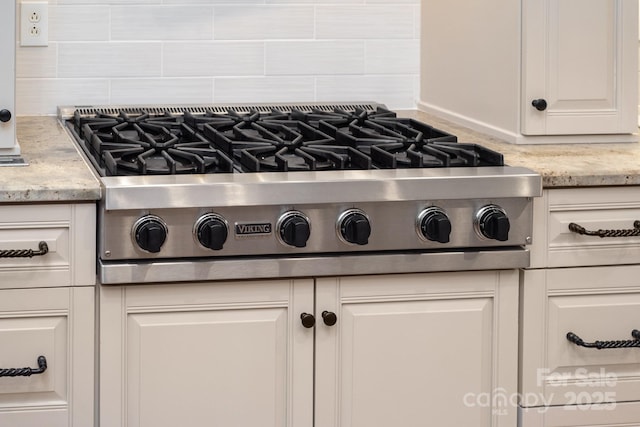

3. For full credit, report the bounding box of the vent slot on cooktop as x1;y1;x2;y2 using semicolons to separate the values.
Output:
59;102;386;119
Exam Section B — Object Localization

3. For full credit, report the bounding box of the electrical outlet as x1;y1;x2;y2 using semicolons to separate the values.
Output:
21;1;48;47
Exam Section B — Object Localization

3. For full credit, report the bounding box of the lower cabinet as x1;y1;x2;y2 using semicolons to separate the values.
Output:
0;286;94;426
100;270;519;427
519;265;640;425
519;186;640;426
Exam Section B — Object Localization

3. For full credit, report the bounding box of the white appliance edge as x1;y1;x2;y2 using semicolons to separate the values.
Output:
0;0;19;155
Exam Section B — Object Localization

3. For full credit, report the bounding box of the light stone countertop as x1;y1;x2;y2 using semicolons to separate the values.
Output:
399;110;640;188
2;113;640;202
0;116;100;203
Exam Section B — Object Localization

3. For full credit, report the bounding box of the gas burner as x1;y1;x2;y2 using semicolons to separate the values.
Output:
66;104;504;176
73;110;233;176
183;109;291;132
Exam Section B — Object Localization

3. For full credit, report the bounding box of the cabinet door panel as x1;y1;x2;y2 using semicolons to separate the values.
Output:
316;271;519;427
341;298;493;427
0;287;94;427
521;267;640;406
101;279;314;427
127;308;288;427
522;0;637;135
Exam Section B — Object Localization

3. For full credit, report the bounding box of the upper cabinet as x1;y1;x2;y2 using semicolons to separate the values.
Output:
419;0;638;144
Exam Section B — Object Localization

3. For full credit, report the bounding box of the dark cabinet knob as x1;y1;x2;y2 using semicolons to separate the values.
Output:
300;313;316;328
279;212;311;248
196;215;228;250
339;210;371;245
0;109;12;123
418;208;451;244
476;206;510;242
133;216;168;253
531;99;547;111
321;311;337;326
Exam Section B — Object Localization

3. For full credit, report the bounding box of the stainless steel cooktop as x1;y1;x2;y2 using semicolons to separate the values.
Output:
59;102;541;284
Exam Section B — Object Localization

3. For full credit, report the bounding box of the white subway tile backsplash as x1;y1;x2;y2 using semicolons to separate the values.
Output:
110;78;214;104
111;6;214;40
164;42;264;77
265;41;364;75
16;79;110;115
214;77;315;103
316;6;414;39
214;6;314;40
316;75;416;109
17;45;58;79
58;43;162;78
15;1;421;114
49;6;110;41
365;39;418;74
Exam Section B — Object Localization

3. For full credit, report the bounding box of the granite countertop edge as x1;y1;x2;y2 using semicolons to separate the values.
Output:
0;116;101;203
3;113;640;203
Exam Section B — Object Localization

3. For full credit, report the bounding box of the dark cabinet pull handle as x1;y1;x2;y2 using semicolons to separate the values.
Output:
566;330;640;349
300;313;315;328
0;241;49;258
0;356;47;377
569;222;640;238
531;99;548;111
0;109;12;123
321;311;338;326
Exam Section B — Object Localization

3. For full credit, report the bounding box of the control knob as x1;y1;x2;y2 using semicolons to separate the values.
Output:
417;207;451;243
133;215;168;253
475;205;510;242
338;209;371;245
195;214;228;250
278;211;311;248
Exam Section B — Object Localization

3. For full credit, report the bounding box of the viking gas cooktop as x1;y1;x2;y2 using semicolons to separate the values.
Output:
59;102;541;284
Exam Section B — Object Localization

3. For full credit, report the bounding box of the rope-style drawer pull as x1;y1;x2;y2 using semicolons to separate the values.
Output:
568;221;640;238
0;241;49;258
566;330;640;349
0;356;47;377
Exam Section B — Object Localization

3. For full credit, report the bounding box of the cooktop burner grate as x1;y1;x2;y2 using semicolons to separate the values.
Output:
63;103;504;176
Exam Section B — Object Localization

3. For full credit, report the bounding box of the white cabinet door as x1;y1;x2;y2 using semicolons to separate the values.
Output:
100;279;314;427
522;0;638;135
0;287;94;427
315;271;519;427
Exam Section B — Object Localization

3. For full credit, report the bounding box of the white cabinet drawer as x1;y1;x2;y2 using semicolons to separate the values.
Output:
531;187;640;268
0;287;94;426
0;203;95;288
520;266;640;407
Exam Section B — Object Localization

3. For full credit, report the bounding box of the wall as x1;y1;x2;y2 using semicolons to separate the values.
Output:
16;0;420;115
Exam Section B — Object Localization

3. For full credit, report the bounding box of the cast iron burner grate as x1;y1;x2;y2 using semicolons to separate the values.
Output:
67;105;504;176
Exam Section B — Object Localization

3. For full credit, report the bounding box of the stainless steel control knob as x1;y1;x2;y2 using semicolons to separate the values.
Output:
195;214;228;250
278;211;311;248
338;209;371;245
417;207;451;243
475;205;510;242
133;215;168;253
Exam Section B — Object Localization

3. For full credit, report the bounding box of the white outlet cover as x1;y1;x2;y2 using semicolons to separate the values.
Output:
20;1;48;47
